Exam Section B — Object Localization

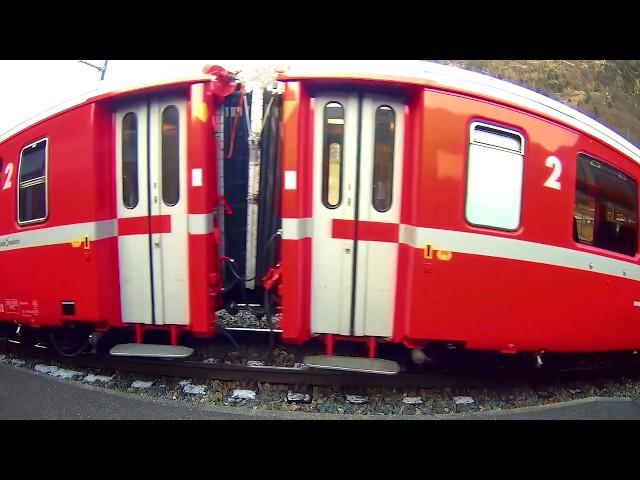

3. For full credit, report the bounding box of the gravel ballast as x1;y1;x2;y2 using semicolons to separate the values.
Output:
3;351;640;418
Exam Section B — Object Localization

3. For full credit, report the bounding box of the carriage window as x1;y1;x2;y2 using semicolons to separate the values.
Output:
322;102;344;208
465;123;524;230
372;106;395;212
122;112;139;209
574;153;637;256
162;105;180;206
18;138;47;224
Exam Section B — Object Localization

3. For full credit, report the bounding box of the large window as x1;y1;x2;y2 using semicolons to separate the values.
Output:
465;123;524;230
122;112;139;209
161;105;180;206
574;153;637;256
322;102;344;208
372;106;396;212
18;138;47;224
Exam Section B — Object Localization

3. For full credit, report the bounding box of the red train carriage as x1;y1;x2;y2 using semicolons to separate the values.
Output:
1;61;639;371
0;73;234;345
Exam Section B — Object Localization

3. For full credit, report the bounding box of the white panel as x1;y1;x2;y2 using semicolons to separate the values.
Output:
282;217;312;240
310;93;405;339
115;103;152;325
118;235;153;325
284;170;297;190
116;96;189;328
311;95;358;336
355;241;398;337
150;97;189;326
188;212;215;235
466;144;523;230
191;168;203;187
354;96;404;337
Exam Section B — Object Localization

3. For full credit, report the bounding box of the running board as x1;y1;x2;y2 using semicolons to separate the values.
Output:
222;327;283;333
109;344;194;359
303;355;400;375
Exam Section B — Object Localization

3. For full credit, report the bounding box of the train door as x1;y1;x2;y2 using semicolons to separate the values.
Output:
311;93;405;338
115;97;189;326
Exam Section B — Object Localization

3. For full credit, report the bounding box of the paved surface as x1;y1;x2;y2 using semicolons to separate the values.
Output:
460;397;640;420
2;363;640;420
0;363;239;419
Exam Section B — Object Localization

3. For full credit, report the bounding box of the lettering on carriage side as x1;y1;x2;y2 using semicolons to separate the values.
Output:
0;237;20;248
544;156;562;190
2;299;19;314
2;162;13;190
0;219;116;252
18;299;40;318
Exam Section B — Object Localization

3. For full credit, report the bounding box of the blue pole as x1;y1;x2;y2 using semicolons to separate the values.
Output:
100;60;109;81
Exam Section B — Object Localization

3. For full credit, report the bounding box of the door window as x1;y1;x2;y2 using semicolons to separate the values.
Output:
322;102;344;208
161;105;180;206
122;112;139;209
372;105;396;212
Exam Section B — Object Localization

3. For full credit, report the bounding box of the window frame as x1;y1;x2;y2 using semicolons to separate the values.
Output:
121;111;139;209
573;151;638;257
464;121;526;232
321;101;345;209
17;137;48;226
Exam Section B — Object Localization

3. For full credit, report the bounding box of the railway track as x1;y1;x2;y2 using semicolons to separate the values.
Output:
3;337;640;391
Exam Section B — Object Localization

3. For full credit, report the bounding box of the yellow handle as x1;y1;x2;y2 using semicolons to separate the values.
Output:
424;242;433;259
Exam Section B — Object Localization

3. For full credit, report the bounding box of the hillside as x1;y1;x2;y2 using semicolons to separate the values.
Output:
438;60;640;148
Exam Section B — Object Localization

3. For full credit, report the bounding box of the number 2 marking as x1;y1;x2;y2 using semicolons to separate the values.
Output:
2;163;13;190
544;156;562;190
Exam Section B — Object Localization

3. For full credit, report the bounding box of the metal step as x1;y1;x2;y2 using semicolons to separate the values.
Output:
222;327;283;333
109;344;194;359
303;355;400;375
